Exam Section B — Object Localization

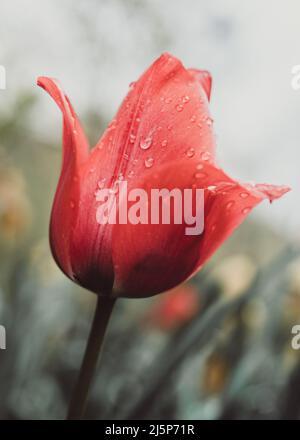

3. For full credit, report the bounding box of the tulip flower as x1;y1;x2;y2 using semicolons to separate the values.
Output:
37;53;289;419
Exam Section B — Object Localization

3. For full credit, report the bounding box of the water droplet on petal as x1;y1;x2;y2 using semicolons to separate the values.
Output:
242;207;251;215
190;115;196;123
240;192;249;199
70;201;75;209
186;148;195;158
226;200;235;211
176;104;184;112
196;163;204;170
145;157;154;168
182;95;190;103
200;151;211;161
128;170;134;178
140;136;152;150
165;97;172;104
207;185;217;192
161;139;168;147
206;117;213;126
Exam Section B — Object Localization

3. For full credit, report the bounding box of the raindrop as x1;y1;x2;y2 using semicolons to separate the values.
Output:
196;163;204;170
145;157;154;168
128;170;134;179
140;136;152;150
190;115;196;123
240;192;249;199
165;97;172;104
176;104;184;112
161;139;168;147
226;200;235;211
242;207;251;215
182;95;190;103
200;151;211;161
206;117;213;126
186;148;195;158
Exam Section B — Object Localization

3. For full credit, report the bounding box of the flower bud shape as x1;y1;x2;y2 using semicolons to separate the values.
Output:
37;53;289;298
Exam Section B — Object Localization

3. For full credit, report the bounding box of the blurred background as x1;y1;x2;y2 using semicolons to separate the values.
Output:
0;0;300;420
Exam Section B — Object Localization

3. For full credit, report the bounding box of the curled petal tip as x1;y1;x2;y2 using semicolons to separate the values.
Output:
250;183;291;203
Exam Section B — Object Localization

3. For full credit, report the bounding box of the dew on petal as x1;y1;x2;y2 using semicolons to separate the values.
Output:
145;157;154;168
182;95;190;103
161;139;168;147
190;115;196;123
176;104;184;112
206;117;213;126
196;163;204;170
200;151;211;161
242;207;251;215
186;147;195;158
226;200;235;211
239;192;249;199
140;136;152;150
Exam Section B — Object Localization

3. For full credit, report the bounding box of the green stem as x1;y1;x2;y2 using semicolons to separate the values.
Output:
66;294;116;420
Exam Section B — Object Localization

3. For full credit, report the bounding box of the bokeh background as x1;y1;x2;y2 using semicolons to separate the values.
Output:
0;0;300;420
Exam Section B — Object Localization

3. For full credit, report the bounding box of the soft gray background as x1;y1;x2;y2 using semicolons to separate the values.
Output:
0;0;299;235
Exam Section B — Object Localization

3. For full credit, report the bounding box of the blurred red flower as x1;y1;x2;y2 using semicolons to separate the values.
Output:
38;53;289;299
146;283;200;331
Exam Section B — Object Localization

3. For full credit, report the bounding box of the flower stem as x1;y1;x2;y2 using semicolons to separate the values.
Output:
66;295;116;420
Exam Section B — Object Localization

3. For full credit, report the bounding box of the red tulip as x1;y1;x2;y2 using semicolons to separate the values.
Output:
37;53;289;299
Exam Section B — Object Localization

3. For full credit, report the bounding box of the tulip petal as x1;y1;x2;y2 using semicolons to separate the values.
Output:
37;77;90;278
188;69;212;101
87;53;216;195
112;159;290;298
